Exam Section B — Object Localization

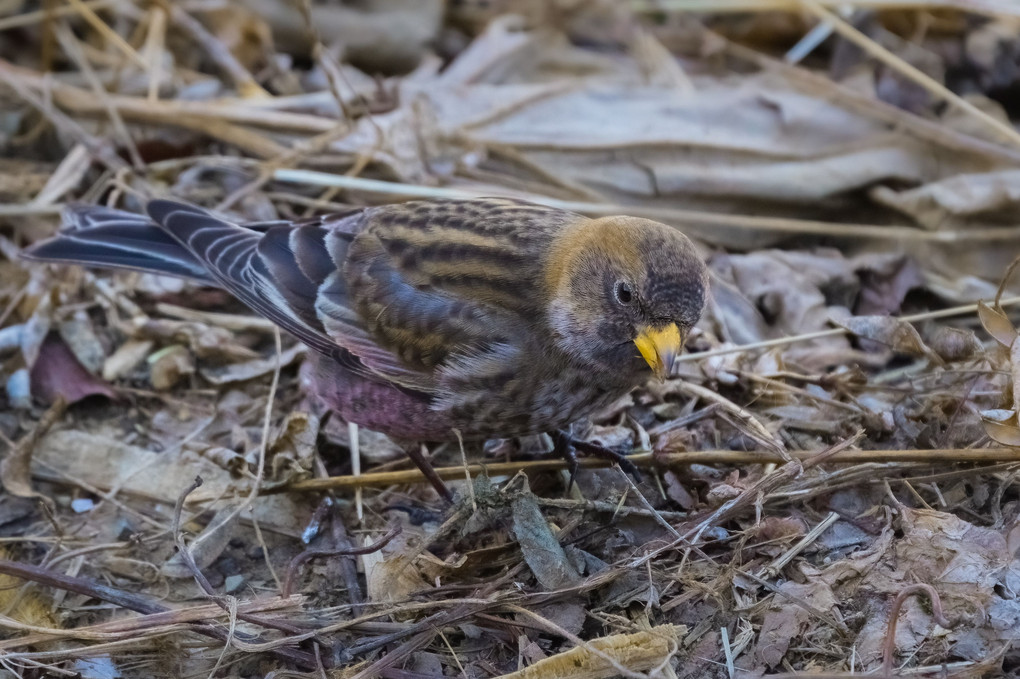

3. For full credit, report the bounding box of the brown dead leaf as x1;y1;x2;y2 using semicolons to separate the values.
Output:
148;345;195;391
928;326;983;363
495;624;686;679
57;310;106;375
978;301;1017;348
32;430;233;505
851;507;1010;668
834;315;940;363
664;471;697;511
102;339;155;381
162;506;240;579
364;549;430;614
189;445;247;476
512;491;582;591
753;516;807;544
30;334;116;405
0;398;65;503
872;169;1020;229
852;253;923;316
135;319;259;362
980;409;1020;447
266;412;318;484
755;579;839;669
198;343;304;385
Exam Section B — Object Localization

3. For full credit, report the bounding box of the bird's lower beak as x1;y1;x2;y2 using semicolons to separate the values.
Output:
634;323;683;381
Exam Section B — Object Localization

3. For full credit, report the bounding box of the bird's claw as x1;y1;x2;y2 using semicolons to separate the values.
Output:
552;430;640;494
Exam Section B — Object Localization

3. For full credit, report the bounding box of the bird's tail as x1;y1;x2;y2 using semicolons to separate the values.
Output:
21;204;216;284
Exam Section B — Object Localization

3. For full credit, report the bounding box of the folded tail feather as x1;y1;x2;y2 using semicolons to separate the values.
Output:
23;204;215;283
23;200;437;396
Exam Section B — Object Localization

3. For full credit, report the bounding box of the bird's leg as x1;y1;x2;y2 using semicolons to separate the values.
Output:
551;430;581;493
553;430;642;492
404;442;454;504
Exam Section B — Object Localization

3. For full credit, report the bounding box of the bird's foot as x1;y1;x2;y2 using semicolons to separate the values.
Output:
552;430;641;493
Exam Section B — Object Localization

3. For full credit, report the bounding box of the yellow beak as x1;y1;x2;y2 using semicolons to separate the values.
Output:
634;323;683;381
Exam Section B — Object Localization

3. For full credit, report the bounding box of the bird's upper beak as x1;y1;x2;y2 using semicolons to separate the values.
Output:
634;323;684;381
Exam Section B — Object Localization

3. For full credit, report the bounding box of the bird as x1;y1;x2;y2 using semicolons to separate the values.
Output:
23;197;709;501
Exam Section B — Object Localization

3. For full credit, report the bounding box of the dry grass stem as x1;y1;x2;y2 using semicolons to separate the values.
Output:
273;446;1020;494
272;168;1020;243
800;0;1020;150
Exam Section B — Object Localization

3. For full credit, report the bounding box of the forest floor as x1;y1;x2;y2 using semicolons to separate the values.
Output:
3;1;1020;677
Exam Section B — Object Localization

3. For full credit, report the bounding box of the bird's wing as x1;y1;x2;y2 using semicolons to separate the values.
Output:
143;200;439;392
333;198;574;382
26;198;576;398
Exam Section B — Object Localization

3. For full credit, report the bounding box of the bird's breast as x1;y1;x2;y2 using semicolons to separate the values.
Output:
437;357;636;439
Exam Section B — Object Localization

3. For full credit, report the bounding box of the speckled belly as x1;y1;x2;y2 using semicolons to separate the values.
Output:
306;353;630;442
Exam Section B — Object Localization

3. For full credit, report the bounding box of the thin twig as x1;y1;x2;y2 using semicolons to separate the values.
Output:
675;295;1020;366
0;558;316;667
0;0;116;32
272;445;1020;494
271;168;1020;244
65;0;147;69
633;0;1020;18
166;4;268;98
799;0;1020;150
282;525;401;597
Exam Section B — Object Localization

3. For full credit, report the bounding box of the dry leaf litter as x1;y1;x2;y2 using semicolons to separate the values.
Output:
2;1;1020;677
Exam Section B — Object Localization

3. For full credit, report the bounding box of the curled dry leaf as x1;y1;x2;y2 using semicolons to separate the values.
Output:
135;318;260;362
755;579;838;669
30;334;116;405
871;169;1020;229
928;326;983;363
148;345;195;391
494;624;686;679
266;412;318;483
57;310;106;375
980;409;1020;447
511;491;582;591
198;343;304;385
834;315;940;364
0;397;65;503
102;339;155;381
977;301;1017;348
0;437;41;501
364;532;431;616
189;445;247;476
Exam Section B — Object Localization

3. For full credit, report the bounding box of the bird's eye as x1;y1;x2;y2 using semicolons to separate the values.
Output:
614;280;634;305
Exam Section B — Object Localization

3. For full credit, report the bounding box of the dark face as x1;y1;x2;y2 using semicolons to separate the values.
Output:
549;218;708;380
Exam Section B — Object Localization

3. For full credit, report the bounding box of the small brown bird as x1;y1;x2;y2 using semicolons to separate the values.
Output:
24;198;708;500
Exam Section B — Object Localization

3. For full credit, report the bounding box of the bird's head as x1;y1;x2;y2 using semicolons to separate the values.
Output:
546;216;708;381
